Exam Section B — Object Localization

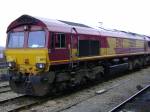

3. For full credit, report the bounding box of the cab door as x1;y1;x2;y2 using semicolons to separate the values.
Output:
49;32;70;64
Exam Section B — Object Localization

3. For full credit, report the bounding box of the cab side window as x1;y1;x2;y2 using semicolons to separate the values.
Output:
55;33;66;48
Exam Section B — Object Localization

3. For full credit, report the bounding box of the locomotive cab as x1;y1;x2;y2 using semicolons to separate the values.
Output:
6;30;49;74
5;15;55;96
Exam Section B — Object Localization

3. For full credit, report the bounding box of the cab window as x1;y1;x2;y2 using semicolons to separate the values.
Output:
51;33;66;48
55;33;66;48
7;32;24;48
28;31;45;48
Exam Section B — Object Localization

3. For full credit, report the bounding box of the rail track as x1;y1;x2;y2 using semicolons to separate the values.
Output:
0;85;11;93
0;81;9;87
0;91;60;112
0;95;44;112
20;68;150;112
45;81;131;112
0;82;126;112
0;70;149;112
19;79;132;112
0;81;11;93
109;84;150;112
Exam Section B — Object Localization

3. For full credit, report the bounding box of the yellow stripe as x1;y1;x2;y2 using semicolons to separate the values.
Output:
50;52;149;63
51;60;69;63
78;52;148;61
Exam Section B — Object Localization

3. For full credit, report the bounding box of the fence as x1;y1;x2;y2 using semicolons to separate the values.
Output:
0;62;8;81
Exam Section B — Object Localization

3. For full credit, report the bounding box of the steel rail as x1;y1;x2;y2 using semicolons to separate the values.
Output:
0;85;11;93
109;84;150;112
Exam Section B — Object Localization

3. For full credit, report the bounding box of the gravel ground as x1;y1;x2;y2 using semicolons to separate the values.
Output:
21;67;150;112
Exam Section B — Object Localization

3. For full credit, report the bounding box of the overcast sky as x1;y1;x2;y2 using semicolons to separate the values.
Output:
0;0;150;46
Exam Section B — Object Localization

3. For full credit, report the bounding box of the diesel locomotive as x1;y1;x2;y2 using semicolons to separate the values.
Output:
4;15;150;96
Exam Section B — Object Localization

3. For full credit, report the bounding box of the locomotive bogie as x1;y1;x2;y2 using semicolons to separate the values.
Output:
9;71;55;96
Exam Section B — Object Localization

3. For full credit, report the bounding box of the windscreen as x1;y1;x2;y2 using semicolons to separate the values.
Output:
28;31;45;48
7;32;24;48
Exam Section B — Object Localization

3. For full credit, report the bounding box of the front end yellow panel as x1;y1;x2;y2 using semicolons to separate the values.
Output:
5;48;50;75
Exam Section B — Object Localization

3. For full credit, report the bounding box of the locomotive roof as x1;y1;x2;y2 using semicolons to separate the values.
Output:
58;20;91;28
7;15;146;40
98;27;145;40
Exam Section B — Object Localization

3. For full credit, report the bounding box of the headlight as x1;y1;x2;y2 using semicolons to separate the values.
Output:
7;62;16;68
36;63;46;69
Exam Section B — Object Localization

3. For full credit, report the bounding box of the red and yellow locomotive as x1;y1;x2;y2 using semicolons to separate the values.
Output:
4;15;150;96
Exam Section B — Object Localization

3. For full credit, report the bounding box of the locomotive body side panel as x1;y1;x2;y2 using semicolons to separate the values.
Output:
123;38;130;53
49;32;70;65
105;36;145;57
99;36;108;56
107;37;116;55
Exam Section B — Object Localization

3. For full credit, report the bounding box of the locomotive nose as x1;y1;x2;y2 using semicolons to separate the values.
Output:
5;48;49;75
5;48;54;96
9;73;52;96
